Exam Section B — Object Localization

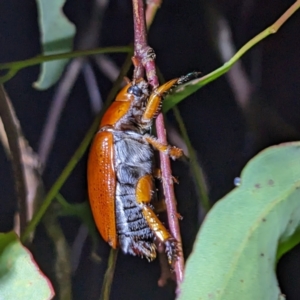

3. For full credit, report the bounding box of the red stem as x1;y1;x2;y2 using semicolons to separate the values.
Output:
132;0;184;287
156;113;184;283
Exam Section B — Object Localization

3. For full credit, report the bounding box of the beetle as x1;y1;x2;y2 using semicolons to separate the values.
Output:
87;72;199;264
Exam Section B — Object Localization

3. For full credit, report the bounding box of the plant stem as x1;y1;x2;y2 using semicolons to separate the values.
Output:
0;46;132;84
0;86;27;234
172;106;210;212
146;0;162;28
99;249;119;300
132;0;184;286
133;0;158;86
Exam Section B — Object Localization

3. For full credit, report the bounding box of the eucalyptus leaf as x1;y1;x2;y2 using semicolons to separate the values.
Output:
178;142;300;300
0;232;54;300
34;0;75;90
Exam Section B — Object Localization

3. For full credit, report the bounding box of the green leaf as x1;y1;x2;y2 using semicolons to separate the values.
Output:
34;0;76;90
178;142;300;300
0;232;54;300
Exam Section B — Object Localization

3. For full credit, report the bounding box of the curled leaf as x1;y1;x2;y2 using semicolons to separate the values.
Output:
179;142;300;300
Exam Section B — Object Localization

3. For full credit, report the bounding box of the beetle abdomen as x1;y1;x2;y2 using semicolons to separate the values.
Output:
113;131;156;260
115;192;155;259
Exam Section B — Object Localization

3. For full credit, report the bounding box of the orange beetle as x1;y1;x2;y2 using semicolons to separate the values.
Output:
87;72;199;263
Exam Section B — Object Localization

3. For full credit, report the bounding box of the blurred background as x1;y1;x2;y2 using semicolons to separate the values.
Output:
0;0;300;299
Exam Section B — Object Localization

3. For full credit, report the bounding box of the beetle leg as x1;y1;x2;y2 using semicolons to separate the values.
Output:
144;135;183;160
142;72;201;123
141;206;178;264
154;168;179;185
142;79;178;122
135;175;178;264
135;174;154;203
153;168;162;179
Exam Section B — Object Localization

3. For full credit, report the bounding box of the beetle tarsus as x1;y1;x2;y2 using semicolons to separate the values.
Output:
165;238;179;265
168;146;183;160
177;71;201;85
141;47;156;65
129;240;156;261
144;135;183;159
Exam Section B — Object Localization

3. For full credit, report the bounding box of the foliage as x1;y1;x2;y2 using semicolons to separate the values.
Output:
0;232;54;300
1;1;300;300
178;142;300;299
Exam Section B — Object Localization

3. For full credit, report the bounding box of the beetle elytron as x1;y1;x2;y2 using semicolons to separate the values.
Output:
87;72;199;264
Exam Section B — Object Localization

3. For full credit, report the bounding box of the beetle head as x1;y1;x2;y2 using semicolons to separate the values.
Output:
129;80;150;110
115;79;149;103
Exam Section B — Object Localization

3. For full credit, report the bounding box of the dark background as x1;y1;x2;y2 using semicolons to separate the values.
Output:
0;0;300;299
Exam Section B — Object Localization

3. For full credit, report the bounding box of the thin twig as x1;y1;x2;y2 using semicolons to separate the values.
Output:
214;11;252;110
99;249;119;300
0;46;131;84
0;85;27;234
155;114;184;284
146;0;162;28
172;106;210;212
0;47;131;71
94;55;120;83
44;203;72;300
0;91;47;243
71;225;89;273
83;62;103;114
38;58;85;168
132;0;184;287
0;118;9;155
77;0;109;50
